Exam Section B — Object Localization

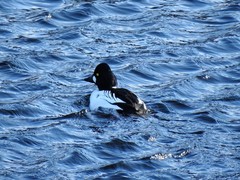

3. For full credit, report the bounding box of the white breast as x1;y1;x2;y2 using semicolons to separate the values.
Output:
89;90;124;111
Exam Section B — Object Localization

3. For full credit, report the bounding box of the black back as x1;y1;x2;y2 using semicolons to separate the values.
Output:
111;88;147;114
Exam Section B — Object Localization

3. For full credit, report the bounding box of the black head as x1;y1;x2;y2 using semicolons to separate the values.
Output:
84;63;118;90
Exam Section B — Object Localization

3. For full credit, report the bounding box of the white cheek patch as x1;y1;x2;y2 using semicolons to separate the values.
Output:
93;76;96;83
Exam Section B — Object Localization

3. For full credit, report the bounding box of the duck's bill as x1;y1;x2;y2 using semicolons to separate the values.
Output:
84;75;94;83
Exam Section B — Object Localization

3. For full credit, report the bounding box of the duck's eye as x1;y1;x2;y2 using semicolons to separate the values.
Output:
96;73;99;77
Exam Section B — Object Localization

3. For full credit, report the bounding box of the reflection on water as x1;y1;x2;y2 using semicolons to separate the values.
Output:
0;0;240;179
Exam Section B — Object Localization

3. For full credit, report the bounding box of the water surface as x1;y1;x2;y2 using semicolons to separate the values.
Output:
0;0;240;179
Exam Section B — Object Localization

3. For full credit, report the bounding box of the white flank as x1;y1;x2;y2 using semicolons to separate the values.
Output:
89;90;124;111
137;97;147;110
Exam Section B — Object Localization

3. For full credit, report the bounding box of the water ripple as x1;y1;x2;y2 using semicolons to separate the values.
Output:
0;0;240;179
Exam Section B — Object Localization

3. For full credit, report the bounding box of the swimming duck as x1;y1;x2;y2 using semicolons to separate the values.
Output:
84;63;148;115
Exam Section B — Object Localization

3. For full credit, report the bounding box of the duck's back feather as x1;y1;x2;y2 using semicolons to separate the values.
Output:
89;88;147;115
111;88;148;115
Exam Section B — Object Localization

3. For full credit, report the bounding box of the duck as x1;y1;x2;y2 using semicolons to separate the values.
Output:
84;63;148;115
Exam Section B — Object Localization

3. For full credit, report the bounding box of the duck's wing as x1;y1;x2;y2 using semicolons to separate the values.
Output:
111;88;147;114
89;90;123;111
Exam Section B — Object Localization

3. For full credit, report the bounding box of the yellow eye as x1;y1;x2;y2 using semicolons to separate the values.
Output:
96;73;99;77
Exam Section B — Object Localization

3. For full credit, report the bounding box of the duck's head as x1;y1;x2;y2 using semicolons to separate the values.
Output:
84;63;118;90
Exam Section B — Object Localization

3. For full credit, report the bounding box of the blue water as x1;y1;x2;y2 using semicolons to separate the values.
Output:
0;0;240;179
